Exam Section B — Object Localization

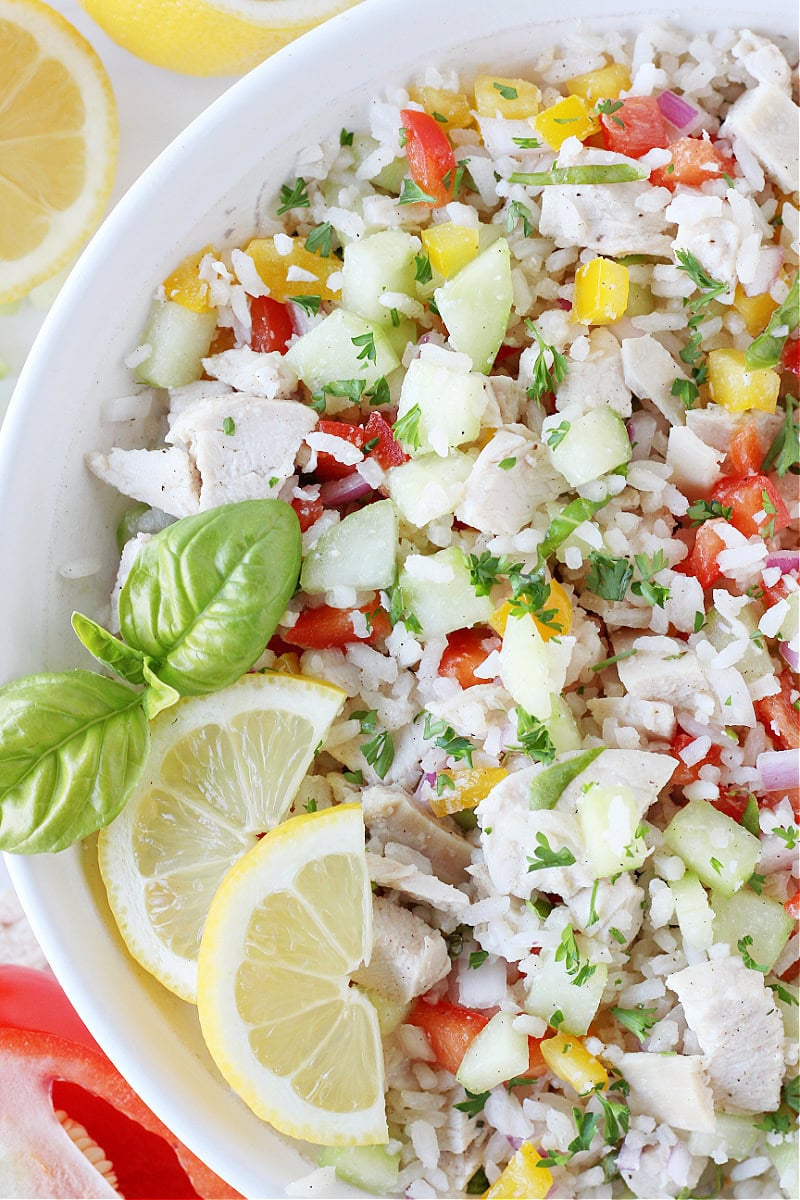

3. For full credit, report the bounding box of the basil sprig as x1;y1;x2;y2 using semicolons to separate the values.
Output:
0;500;301;853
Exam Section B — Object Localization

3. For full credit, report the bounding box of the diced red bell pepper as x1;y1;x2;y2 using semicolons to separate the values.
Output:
312;419;367;481
362;410;409;470
728;421;763;476
785;889;800;921
754;673;800;751
679;521;726;589
761;571;798;610
711;786;753;824
400;109;456;207
249;296;294;354
650;136;735;190
438;627;502;690
669;731;723;788
282;597;391;650
290;494;324;532
600;95;669;158
781;337;800;379
408;997;546;1078
711;473;790;539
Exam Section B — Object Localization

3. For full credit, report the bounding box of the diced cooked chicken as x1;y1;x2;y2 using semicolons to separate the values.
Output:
365;851;470;927
617;637;711;711
167;394;317;509
620;1052;715;1132
167;379;232;417
567;871;644;943
455;426;557;534
620;335;687;427
685;405;782;454
665;194;743;297
201;346;299;399
361;786;473;885
350;896;450;1004
555;329;632;417
669;954;785;1113
722;82;800;194
558;748;678;819
539;182;674;258
588;696;677;741
732;30;793;90
486;375;529;425
87;446;200;518
666;426;725;498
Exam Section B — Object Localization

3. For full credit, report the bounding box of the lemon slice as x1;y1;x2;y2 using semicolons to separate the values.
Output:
98;672;345;1003
197;803;387;1145
0;0;118;303
78;0;361;77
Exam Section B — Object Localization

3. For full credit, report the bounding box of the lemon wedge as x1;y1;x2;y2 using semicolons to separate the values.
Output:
98;672;345;1002
197;803;387;1145
0;0;118;303
78;0;361;77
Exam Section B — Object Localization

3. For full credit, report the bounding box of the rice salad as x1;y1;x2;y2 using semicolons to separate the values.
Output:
34;18;800;1200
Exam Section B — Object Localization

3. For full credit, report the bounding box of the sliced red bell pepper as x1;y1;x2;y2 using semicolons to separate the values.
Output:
711;473;790;539
362;411;409;471
400;109;456;207
754;673;800;752
312;419;367;481
283;597;392;650
600;96;669;158
728;421;763;476
669;731;723;788
678;521;726;590
290;494;324;532
249;296;294;354
438;627;501;690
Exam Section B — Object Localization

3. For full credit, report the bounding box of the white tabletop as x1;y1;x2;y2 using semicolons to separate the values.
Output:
0;2;241;894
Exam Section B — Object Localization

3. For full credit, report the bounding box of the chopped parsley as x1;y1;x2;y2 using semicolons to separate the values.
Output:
511;707;557;764
674;249;728;400
222;416;235;436
772;824;799;849
545;419;571;449
339;128;354;146
596;98;625;126
468;950;489;969
525;319;569;404
493;81;518;99
291;294;322;316
511;135;542;149
392;403;422;450
454;1089;490;1117
414;253;433;285
310;378;366;412
466;1167;490;1195
630;549;671;608
342;769;364;786
610;1004;657;1043
361;728;395;778
587;879;600;927
498;456;517;470
276;177;310;214
507;199;535;238
367;375;390;407
351;330;377;364
422;713;475;766
528;833;577;872
466;550;508;597
585;551;633;602
687;498;733;525
762;394;800;477
507;563;563;630
746;272;799;370
436;773;455;796
305;221;334;257
592;647;638;673
738;934;768;973
398;177;437;205
537;495;609;565
597;1091;630;1143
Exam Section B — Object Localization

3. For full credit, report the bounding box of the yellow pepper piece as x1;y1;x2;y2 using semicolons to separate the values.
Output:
162;245;216;313
420;223;480;278
707;348;780;413
567;62;632;104
483;1143;553;1199
270;652;302;676
574;257;630;325
490;579;572;641
429;767;507;816
244;236;341;303
733;284;779;336
474;75;541;120
540;1032;609;1094
409;86;473;129
533;94;599;150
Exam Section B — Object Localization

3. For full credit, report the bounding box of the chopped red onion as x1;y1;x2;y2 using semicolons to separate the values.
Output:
780;641;800;672
616;1142;642;1172
757;749;800;793
656;90;704;134
765;550;800;574
506;1136;525;1152
667;1142;692;1188
627;412;657;461
318;472;374;506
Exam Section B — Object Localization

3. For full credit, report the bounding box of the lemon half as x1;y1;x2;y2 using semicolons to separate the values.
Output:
197;803;387;1145
98;672;345;1002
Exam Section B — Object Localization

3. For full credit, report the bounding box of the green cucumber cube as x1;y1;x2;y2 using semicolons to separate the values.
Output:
704;602;772;683
387;451;475;528
284;308;399;396
710;888;793;972
396;354;489;457
578;783;647;877
524;944;608;1035
498;613;551;720
134;300;217;389
663;800;760;896
398;546;494;638
688;1113;760;1162
434;238;513;372
547;696;582;755
318;1145;401;1194
455;1011;529;1093
342;230;418;328
546;407;631;487
766;1136;800;1200
670;871;714;950
300;499;398;593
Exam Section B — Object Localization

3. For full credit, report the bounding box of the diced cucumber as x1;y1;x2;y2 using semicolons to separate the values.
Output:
396;355;489;457
387;451;475;527
546;696;582;755
383;315;418;359
342;230;418;328
358;989;411;1036
545;407;631;487
134;300;217;389
670;872;714;951
498;613;551;719
766;1135;799;1200
687;1112;760;1162
710;888;793;972
578;783;647;877
284;308;400;395
524;943;608;1035
300;499;398;593
398;546;494;637
704;602;772;683
626;281;654;317
434;238;513;372
455;1011;529;1093
116;504;175;552
663;800;760;896
318;1145;401;1195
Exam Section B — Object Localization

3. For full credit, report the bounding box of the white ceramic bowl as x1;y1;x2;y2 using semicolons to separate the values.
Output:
1;0;796;1194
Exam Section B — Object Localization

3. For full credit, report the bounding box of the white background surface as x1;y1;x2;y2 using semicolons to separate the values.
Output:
0;2;240;892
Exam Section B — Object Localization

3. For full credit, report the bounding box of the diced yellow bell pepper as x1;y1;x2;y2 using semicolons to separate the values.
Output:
490;580;573;641
566;62;632;104
540;1032;609;1094
409;86;473;129
574;257;630;325
244;236;341;303
474;75;541;120
707;348;780;413
533;94;599;150
483;1143;553;1200
271;652;302;675
420;223;480;278
430;767;507;816
733;284;779;336
162;245;216;313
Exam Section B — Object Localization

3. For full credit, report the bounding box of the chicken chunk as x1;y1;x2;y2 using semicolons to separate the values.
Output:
539;182;674;258
361;786;473;885
455;426;557;534
167;394;316;509
87;446;200;518
351;897;450;1004
620;1052;715;1132
588;696;677;741
669;954;785;1113
555;329;632;417
617;638;710;711
666;426;725;499
722;82;800;194
201;346;299;400
620;335;687;427
365;851;470;927
557;747;678;818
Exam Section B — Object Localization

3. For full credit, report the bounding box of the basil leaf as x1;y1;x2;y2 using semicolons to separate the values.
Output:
529;747;605;811
119;500;301;696
142;661;181;720
745;273;798;370
71;611;146;686
0;671;149;853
